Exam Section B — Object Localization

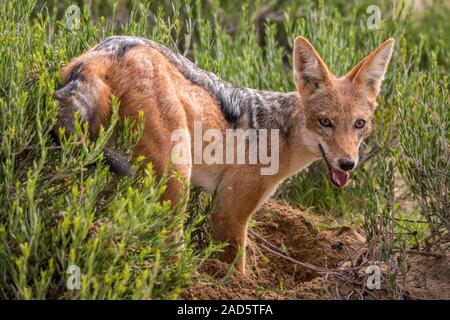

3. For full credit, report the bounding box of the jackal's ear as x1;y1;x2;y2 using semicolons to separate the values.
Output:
293;36;333;99
346;38;395;101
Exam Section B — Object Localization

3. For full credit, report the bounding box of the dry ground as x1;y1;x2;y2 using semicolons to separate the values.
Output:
183;200;450;300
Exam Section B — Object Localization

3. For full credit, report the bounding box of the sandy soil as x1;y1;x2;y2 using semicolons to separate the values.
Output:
183;200;449;300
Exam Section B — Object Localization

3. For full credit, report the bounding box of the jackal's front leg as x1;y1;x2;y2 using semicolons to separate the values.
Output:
210;168;271;274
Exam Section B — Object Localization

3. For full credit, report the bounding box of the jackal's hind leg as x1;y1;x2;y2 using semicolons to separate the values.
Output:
136;131;192;252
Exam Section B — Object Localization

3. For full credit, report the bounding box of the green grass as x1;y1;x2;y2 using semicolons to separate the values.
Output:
0;0;448;299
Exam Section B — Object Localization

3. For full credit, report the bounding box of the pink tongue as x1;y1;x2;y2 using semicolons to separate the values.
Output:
331;168;349;187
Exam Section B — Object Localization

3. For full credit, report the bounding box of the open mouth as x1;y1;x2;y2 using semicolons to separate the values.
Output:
319;144;349;188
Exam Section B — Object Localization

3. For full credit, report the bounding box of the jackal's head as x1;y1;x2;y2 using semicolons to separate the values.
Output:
292;37;394;187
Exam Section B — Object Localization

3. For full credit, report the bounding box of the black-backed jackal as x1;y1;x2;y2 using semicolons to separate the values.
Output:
54;35;394;273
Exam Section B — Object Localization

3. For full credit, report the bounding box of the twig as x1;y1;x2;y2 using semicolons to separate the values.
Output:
249;229;286;255
393;217;428;224
259;243;341;275
249;229;378;300
338;242;366;268
249;229;344;275
358;145;382;166
392;248;443;258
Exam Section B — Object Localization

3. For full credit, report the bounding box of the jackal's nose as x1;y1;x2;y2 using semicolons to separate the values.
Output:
338;158;355;171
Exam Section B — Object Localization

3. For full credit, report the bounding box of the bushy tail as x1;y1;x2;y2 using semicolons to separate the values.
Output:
52;66;133;177
102;148;133;176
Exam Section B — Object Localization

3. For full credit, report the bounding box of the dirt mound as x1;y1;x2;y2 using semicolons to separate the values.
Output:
183;200;450;300
183;200;364;299
402;250;450;300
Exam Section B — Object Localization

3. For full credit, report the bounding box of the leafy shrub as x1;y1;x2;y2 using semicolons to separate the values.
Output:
0;0;220;300
396;57;449;242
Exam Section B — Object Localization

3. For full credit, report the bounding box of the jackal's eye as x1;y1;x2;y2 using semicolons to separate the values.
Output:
354;119;366;129
318;118;332;128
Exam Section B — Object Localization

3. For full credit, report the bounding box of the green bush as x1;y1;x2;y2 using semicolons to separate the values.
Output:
0;0;220;300
397;57;449;241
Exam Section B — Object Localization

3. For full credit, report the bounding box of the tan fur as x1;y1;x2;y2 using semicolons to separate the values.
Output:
56;37;394;273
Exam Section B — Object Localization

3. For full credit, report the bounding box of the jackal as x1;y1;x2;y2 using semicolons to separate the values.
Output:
53;35;394;273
